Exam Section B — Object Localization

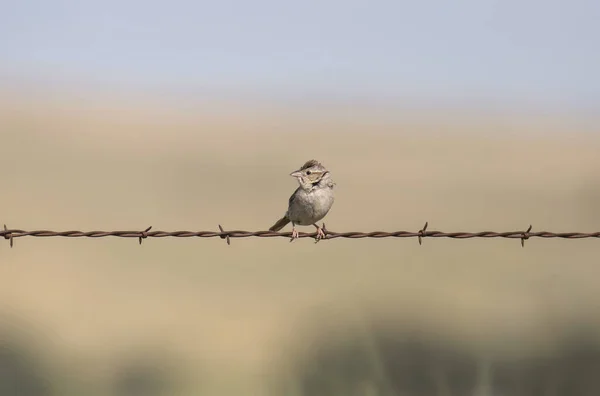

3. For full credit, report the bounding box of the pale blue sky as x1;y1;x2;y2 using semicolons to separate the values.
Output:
1;0;599;110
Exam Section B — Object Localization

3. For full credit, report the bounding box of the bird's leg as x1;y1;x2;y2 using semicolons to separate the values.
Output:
313;223;326;243
290;223;299;242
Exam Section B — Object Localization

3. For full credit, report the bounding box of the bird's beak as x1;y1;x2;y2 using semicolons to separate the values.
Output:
289;170;303;178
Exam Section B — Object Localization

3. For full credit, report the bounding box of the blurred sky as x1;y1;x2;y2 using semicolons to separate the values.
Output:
1;0;599;110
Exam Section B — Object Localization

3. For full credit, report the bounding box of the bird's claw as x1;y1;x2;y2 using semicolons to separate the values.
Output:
289;224;327;243
290;228;299;242
314;224;326;243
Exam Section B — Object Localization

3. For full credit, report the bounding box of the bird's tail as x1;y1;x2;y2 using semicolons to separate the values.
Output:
269;216;290;231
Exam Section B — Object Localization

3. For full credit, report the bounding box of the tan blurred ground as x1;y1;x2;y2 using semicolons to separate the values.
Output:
1;92;599;394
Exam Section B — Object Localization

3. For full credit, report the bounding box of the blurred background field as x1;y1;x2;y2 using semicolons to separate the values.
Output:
1;94;599;395
2;1;600;395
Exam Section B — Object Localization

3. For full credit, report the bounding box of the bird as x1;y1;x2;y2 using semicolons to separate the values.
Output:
269;159;335;242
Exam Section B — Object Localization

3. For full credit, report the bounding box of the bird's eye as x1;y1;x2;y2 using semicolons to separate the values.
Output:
306;170;312;175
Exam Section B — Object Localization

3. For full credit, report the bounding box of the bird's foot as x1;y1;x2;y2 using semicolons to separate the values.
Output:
313;223;326;243
290;227;299;242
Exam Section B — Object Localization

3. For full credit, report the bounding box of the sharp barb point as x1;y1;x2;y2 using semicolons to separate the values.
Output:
3;224;13;247
218;224;231;245
417;221;428;245
520;225;532;248
138;225;153;245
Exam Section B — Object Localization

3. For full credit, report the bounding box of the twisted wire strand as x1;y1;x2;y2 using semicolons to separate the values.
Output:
2;223;599;248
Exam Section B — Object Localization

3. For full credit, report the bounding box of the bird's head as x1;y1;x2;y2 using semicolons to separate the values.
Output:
290;159;334;190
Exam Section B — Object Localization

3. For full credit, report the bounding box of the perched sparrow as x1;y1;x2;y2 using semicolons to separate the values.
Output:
269;159;335;242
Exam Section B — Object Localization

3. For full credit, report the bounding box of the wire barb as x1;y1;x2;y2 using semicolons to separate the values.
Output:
521;224;533;247
418;222;428;245
218;224;231;245
3;224;13;248
139;226;152;245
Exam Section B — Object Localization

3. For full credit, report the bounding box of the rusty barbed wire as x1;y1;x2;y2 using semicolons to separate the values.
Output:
1;223;600;248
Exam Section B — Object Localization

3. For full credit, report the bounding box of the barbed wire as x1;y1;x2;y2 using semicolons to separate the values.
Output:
1;223;600;248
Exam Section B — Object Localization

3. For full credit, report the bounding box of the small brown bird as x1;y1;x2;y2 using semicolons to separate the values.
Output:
269;160;335;242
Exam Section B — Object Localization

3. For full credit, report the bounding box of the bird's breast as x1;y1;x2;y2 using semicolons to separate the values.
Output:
288;187;334;225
